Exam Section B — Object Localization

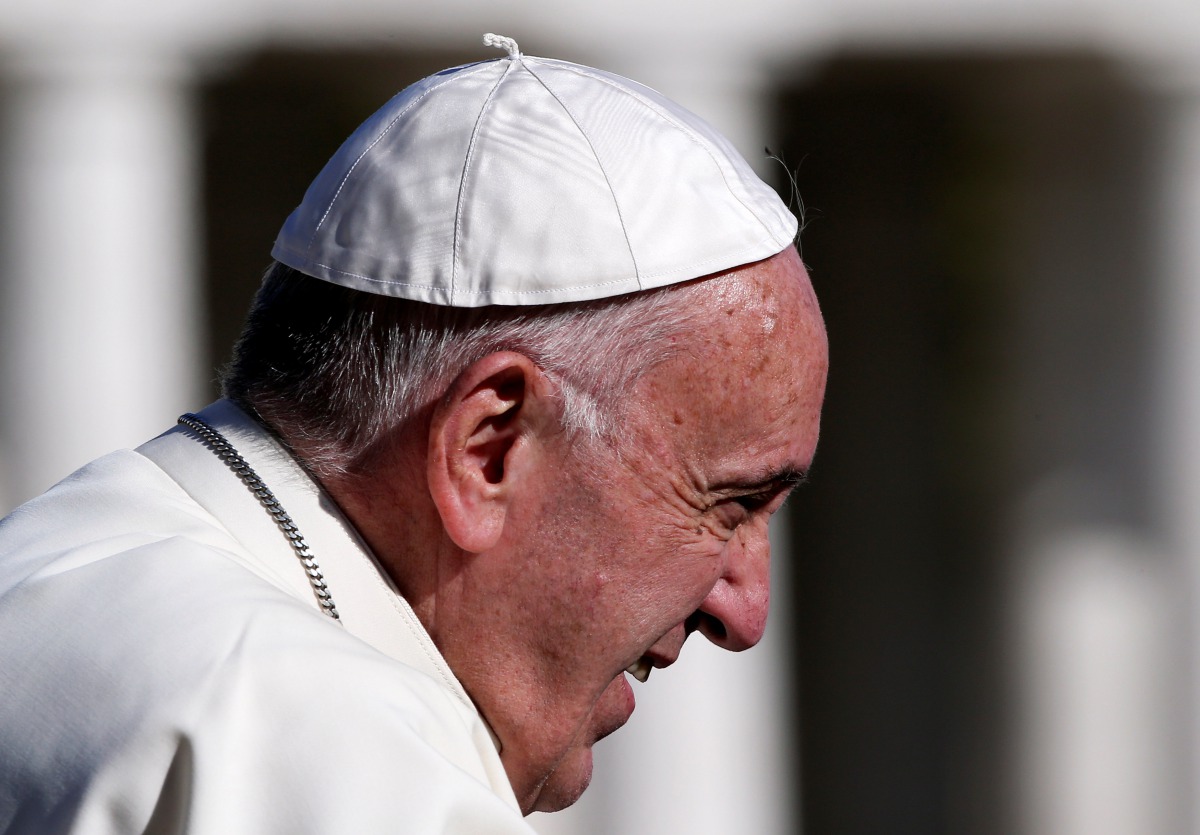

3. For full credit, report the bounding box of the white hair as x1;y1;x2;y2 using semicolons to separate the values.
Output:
223;263;712;478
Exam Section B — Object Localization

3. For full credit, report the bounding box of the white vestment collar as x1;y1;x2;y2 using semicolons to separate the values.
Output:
136;399;482;719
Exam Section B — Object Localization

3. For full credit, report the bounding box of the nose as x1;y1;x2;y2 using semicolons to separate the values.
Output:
689;519;772;651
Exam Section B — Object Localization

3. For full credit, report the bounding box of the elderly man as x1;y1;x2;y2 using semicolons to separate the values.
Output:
0;34;827;832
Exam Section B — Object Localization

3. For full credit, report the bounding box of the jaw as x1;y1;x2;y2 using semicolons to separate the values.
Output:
511;624;688;810
528;745;596;813
501;673;637;814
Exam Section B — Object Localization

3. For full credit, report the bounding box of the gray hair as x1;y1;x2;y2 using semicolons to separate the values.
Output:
223;262;709;479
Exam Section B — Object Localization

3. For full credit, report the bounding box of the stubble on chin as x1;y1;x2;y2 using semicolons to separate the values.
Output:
521;675;635;814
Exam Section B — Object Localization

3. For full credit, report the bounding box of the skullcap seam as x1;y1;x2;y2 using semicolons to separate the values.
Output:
287;232;787;296
451;60;516;306
520;59;640;282
305;61;501;257
541;59;781;243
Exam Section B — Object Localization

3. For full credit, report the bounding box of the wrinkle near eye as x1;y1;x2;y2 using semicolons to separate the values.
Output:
697;500;750;539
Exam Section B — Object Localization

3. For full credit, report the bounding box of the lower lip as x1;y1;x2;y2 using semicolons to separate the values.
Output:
595;675;637;743
617;673;636;721
620;669;634;694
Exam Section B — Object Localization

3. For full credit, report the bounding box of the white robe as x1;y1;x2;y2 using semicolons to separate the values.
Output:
0;400;534;834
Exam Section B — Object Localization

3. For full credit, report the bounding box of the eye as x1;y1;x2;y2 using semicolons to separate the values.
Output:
710;493;772;531
706;477;803;533
734;492;774;512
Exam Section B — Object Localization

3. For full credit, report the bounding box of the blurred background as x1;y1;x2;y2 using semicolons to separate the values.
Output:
2;1;1199;833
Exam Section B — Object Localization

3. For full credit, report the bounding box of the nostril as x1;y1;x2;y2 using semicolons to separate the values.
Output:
685;611;726;642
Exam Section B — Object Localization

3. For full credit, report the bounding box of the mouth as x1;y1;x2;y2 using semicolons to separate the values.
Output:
624;626;687;684
625;656;652;683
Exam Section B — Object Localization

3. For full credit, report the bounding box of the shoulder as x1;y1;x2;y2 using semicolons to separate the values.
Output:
0;469;531;833
0;448;239;590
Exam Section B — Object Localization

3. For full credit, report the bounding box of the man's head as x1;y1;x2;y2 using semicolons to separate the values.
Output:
224;35;828;815
414;246;826;812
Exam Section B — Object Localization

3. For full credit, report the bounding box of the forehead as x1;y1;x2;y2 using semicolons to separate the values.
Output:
629;249;828;481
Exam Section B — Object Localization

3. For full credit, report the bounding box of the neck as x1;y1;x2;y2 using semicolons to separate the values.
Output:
320;439;452;630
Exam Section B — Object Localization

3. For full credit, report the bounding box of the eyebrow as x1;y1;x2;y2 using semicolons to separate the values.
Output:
776;468;810;489
724;466;809;493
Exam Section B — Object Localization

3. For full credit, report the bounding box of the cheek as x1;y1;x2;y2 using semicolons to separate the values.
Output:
546;475;725;636
617;534;728;629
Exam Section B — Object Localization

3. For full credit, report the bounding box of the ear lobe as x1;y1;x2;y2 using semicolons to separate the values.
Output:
427;352;546;554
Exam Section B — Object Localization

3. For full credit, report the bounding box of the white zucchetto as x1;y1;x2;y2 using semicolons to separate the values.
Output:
272;34;797;307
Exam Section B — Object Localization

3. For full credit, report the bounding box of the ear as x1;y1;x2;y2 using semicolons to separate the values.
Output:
427;351;553;554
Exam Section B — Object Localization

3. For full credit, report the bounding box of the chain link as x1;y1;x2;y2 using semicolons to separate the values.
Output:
178;413;341;621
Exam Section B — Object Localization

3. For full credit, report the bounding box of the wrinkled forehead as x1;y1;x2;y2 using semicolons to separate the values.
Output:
629;250;827;461
694;249;826;367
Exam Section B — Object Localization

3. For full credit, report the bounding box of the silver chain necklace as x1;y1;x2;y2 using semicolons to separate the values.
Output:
178;413;341;621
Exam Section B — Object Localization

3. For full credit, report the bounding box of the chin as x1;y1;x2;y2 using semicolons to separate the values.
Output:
525;676;636;813
531;746;594;813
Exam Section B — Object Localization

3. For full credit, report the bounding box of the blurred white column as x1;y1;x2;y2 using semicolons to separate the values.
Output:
1155;73;1200;835
1007;68;1200;835
531;54;799;835
0;45;203;511
1010;520;1176;835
